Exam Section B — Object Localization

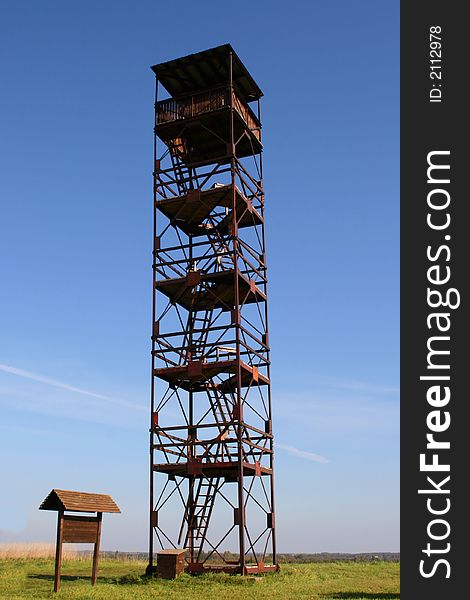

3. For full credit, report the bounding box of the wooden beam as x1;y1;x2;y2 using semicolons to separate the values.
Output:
54;510;64;592
91;512;103;585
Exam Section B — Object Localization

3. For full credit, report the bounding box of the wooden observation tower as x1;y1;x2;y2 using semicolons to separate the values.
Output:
148;45;278;575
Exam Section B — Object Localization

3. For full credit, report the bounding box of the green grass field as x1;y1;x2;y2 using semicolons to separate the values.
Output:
0;558;399;600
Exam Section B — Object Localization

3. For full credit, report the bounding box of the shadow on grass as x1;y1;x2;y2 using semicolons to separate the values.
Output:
28;573;148;585
28;574;89;582
323;594;399;599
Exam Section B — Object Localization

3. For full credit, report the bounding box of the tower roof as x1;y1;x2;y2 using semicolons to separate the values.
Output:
151;44;263;102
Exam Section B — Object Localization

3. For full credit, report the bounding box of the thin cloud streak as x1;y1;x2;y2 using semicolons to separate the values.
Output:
277;443;329;464
323;378;399;395
0;363;145;411
0;424;72;438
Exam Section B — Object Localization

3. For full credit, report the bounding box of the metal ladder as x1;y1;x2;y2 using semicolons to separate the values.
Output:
207;387;233;435
188;477;220;561
176;385;231;559
205;226;233;272
168;138;192;195
186;309;213;362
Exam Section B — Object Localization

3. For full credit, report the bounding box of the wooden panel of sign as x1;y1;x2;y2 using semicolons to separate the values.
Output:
62;515;99;543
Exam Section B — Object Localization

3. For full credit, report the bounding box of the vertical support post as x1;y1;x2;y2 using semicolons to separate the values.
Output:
91;512;103;585
257;95;277;567
148;74;159;574
188;387;195;562
188;227;195;563
228;49;246;574
54;510;64;593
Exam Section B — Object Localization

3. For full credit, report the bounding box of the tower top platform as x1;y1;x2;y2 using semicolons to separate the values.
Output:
151;44;263;102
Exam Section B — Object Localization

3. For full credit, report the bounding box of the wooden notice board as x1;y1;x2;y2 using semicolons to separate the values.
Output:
62;515;101;543
39;489;120;592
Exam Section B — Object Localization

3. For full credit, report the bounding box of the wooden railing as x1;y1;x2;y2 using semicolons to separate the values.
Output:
231;93;260;140
156;87;261;141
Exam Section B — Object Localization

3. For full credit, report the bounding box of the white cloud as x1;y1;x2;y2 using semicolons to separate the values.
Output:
273;384;399;435
0;363;145;412
318;376;399;395
276;443;329;464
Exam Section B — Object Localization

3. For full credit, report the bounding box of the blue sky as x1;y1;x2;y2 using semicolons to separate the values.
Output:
0;1;399;552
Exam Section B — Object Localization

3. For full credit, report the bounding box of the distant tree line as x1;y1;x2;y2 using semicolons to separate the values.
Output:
86;550;400;563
